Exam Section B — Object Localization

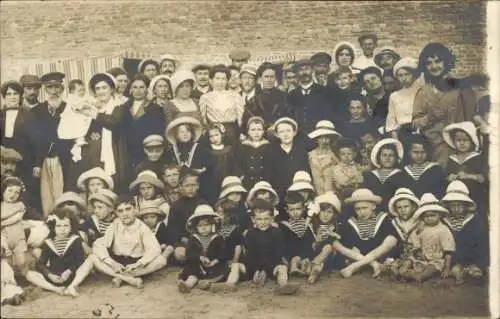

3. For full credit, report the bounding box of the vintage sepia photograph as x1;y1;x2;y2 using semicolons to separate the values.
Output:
0;1;498;318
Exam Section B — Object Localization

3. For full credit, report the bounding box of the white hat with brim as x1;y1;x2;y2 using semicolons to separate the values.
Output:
273;117;298;133
370;138;404;168
441;180;475;204
442;121;479;151
414;193;449;220
53;192;86;211
393;57;419;76
219;176;247;199
159;54;181;68
246;182;279;206
388;188;420;217
169;70;195;95
77;167;114;191
288;182;315;193
314;191;342;213
129;171;165;192
308;120;341;140
137;200;166;219
88;189;118;208
374;46;401;68
148;75;171;99
165;116;203;145
186;204;220;230
345;188;382;205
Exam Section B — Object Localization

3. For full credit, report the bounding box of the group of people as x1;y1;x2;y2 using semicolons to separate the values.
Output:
0;33;491;305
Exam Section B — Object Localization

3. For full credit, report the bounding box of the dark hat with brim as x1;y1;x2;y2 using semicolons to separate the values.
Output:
89;73;117;92
192;64;212;73
40;72;65;85
311;52;332;65
359;66;382;80
19;75;41;88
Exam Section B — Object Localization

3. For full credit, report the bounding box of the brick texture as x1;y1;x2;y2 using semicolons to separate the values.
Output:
0;1;486;77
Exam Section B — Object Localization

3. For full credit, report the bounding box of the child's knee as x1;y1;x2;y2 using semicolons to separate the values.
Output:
174;247;186;261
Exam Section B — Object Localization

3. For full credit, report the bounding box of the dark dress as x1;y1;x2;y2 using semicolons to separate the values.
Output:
218;224;244;261
154;221;177;248
168;196;206;245
241;87;291;130
445;152;488;215
36;235;85;286
135;155;168;178
236;140;270;189
339;118;381;143
304;222;342;269
363;169;405;212
210;145;237;194
279;218;311;260
243;226;286;278
179;234;227;280
401;163;446;198
229;201;253;231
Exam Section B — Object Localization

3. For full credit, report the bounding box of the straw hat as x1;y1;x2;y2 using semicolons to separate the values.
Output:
314;191;341;213
287;171;315;193
137;200;166;219
414;193;449;220
88;189;118;208
273;117;298;133
239;64;257;77
345;188;382;205
129;170;165;192
53;192;86;211
370;138;404;168
165;116;202;145
89;73;117;93
246;181;279;206
219;176;247;199
393;57;419;75
442;121;480;151
441;181;475;204
186;204;220;230
143;134;165;148
374;46;401;68
148;74;171;98
308;120;341;140
77;167;114;191
388;188;420;217
169;70;195;95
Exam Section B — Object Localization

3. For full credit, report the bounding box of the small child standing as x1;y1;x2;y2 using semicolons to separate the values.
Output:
162;164;181;205
441;181;489;285
128;170;166;210
307;121;341;195
80;189;117;247
178;204;227;293
25;207;88;296
136;135;168;178
244;199;299;295
402;193;455;283
442;121;487;215
331;138;364;201
1;177;28;274
207;124;237;196
304;191;343;284
237;116;270;189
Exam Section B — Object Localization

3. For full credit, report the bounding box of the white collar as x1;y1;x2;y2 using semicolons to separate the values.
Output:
211;144;225;151
300;81;314;91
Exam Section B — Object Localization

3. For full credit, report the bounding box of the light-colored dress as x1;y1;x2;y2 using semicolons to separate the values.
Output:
308;149;339;195
386;81;422;133
409;221;455;271
331;162;364;200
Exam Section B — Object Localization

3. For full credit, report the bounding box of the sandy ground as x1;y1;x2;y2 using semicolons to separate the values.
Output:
1;267;489;319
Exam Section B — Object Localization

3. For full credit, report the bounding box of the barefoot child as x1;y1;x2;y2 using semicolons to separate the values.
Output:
92;195;166;289
303;191;343;284
177;204;227;293
244;199;299;295
333;189;399;278
441;181;488;285
401;193;455;283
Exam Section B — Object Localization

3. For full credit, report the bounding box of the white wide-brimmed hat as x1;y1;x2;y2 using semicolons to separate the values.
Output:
345;188;382;205
374;46;401;68
53;192;86;211
88;189;118;208
314;191;341;213
165;116;203;145
246;181;279;206
148;74;171;98
287;171;315;193
77;167;114;191
413;193;449;220
169;70;196;95
441;180;475;204
219;176;247;199
186;204;220;230
388;188;420;217
129;170;165;192
308;120;341;140
370;138;404;168
442;121;480;151
393;57;419;75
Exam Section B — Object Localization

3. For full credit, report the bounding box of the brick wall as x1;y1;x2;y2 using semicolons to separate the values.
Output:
0;0;486;80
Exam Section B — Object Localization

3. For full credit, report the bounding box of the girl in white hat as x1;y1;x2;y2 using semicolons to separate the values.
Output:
400;193;455;283
363;138;405;211
441;181;488;285
163;70;202;124
442;121;487;214
307;120;341;195
177;204;226;293
304;191;343;284
333;188;399;279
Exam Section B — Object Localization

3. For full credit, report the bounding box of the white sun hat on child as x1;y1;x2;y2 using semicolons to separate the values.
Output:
442;121;480;151
186;204;220;230
413;193;449;220
137;200;167;219
287;171;315;193
165;116;203;145
169;70;195;95
273;117;298;133
308;120;341;140
246;181;279;206
314;191;342;213
219;176;247;199
88;189;118;208
53;191;87;211
441;180;475;204
129;170;165;192
345;188;382;205
370;138;404;168
77;167;114;191
388;188;420;217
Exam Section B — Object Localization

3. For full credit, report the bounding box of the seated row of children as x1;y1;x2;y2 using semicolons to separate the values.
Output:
1;157;489;303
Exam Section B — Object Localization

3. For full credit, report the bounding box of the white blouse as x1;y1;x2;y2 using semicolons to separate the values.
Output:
199;90;244;125
385;81;423;132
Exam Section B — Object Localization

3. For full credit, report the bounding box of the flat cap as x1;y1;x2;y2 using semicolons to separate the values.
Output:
40;72;65;85
191;64;212;73
143;134;165;147
229;49;251;61
19;74;41;88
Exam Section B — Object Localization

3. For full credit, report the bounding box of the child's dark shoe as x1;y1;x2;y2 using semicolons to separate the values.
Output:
275;283;300;295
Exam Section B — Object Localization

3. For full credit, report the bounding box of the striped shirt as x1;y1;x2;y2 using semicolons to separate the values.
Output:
51;238;70;256
288;218;307;238
447;215;466;231
317;224;336;241
355;216;378;240
98;219;113;234
195;234;215;253
375;168;397;184
406;164;429;180
199;90;245;125
219;225;237;240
